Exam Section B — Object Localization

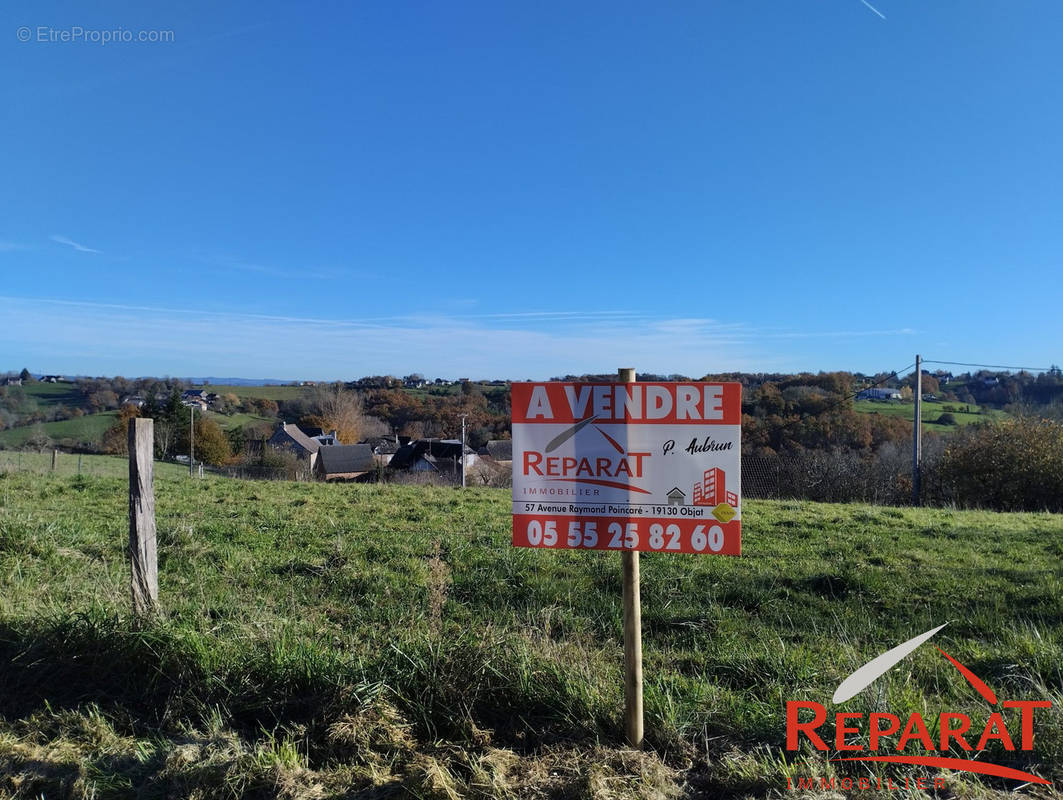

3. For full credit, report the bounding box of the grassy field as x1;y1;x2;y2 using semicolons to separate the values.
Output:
0;410;273;451
854;399;1010;428
9;382;83;407
0;475;1060;798
0;451;190;480
207;384;313;402
0;411;118;448
203;409;276;431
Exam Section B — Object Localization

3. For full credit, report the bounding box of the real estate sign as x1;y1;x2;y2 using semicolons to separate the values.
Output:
511;382;742;555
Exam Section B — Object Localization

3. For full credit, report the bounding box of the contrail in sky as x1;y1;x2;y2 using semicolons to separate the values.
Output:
860;0;886;19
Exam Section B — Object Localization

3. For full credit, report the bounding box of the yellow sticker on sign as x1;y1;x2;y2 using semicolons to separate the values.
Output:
712;503;736;523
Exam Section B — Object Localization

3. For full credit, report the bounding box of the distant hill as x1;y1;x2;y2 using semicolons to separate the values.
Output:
181;377;297;386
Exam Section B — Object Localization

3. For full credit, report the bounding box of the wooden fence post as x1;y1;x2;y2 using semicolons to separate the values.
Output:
618;366;644;748
128;418;159;616
51;448;58;471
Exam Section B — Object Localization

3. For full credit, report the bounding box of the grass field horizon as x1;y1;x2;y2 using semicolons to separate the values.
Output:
0;451;190;480
853;399;1010;428
2;378;1023;454
1;472;1060;798
0;409;275;450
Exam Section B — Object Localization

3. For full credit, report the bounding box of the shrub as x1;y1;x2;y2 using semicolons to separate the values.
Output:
937;412;957;426
937;417;1063;511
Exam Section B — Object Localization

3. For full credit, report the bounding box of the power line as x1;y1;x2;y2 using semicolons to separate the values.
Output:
923;359;1055;372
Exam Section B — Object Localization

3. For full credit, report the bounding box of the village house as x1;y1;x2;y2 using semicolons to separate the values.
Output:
856;387;902;401
360;435;402;466
478;439;512;467
314;444;376;481
388;441;440;473
389;439;479;478
268;422;321;470
296;426;340;447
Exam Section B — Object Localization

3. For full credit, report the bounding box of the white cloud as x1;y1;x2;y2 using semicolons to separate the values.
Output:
0;296;921;379
0;296;763;378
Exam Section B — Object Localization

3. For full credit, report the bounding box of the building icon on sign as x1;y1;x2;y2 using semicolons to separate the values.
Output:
666;487;686;506
693;467;734;507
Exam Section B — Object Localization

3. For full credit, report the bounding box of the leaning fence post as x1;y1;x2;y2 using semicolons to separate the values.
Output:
128;418;159;616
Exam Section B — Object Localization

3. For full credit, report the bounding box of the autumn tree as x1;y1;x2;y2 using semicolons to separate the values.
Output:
939;417;1063;511
88;389;119;412
188;416;232;465
304;385;388;444
102;404;141;454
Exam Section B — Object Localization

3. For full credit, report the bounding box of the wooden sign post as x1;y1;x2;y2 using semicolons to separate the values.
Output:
128;418;159;616
618;367;644;747
510;374;743;750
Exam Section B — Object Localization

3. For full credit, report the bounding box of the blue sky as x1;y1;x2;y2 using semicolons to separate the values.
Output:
3;1;1061;380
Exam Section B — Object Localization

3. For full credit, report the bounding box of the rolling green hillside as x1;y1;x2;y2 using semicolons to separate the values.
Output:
0;409;274;450
11;381;83;406
853;399;1010;428
1;474;1060;797
0;410;118;448
206;384;313;401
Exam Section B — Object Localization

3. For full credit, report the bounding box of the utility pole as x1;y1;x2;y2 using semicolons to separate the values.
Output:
912;354;922;505
460;414;467;488
189;404;195;478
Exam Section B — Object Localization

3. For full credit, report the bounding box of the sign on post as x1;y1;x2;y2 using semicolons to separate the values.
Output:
511;382;742;555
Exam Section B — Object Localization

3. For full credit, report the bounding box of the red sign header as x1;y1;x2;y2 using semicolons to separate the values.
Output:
511;382;741;425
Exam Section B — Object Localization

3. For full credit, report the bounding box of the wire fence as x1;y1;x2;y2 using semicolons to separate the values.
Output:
0;450;195;480
741;449;917;505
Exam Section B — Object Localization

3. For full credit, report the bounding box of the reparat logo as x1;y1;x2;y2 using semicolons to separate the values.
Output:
786;623;1053;787
521;413;653;494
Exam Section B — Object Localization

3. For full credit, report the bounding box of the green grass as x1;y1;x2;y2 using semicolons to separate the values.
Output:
9;381;83;407
405;381;509;399
0;411;272;452
202;409;275;431
0;475;1060;798
0;411;118;448
207;384;312;401
0;451;190;480
854;399;1010;428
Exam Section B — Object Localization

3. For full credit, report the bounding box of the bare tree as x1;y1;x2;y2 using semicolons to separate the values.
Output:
306;385;389;444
